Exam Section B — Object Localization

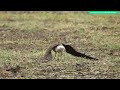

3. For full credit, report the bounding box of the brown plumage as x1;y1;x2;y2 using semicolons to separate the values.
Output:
44;43;98;60
44;43;59;60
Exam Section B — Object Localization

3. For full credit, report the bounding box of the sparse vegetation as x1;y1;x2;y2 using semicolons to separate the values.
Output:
0;11;120;79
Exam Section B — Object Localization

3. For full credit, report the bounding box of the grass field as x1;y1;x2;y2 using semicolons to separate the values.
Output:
0;11;120;79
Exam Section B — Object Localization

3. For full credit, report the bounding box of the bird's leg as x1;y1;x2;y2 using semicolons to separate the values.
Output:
63;52;65;60
55;52;59;60
56;52;61;61
54;52;57;60
60;52;63;60
57;52;62;60
57;53;59;60
54;52;63;60
60;52;62;56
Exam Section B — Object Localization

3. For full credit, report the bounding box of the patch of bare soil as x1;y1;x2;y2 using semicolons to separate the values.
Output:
0;64;21;79
0;43;41;51
0;29;50;41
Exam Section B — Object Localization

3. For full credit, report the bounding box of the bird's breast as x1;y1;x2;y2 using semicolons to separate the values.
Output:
55;45;65;52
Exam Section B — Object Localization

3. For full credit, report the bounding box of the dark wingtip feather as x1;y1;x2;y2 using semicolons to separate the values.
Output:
85;55;98;60
63;44;98;60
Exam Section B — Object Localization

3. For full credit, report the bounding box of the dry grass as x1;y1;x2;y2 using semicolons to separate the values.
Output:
0;11;120;79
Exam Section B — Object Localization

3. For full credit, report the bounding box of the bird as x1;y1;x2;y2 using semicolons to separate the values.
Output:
44;43;98;60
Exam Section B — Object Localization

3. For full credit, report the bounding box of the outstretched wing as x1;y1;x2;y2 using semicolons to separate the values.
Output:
44;43;59;60
63;44;98;60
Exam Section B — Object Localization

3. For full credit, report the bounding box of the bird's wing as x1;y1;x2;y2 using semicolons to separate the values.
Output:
44;43;59;60
44;52;53;60
63;44;98;60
